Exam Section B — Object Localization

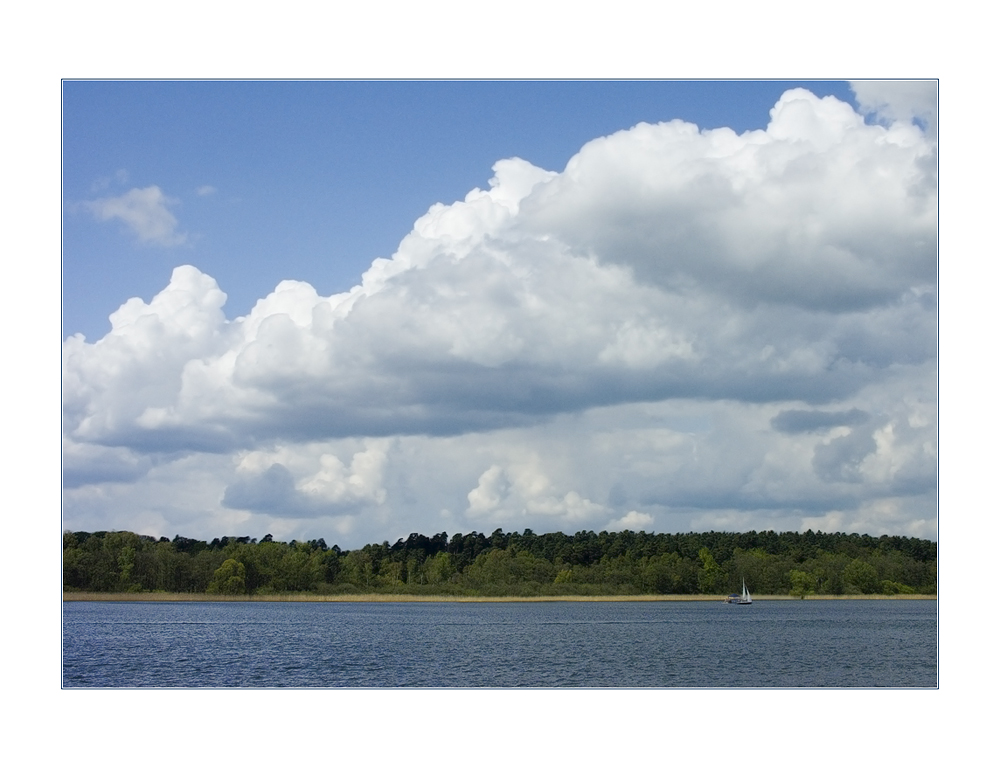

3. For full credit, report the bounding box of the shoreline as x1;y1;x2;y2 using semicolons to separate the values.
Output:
62;591;937;603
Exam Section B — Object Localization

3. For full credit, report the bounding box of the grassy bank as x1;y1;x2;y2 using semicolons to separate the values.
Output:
63;591;937;603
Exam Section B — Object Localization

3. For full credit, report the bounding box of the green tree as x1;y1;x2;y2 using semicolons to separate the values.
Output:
697;547;721;594
63;532;84;589
789;569;817;599
117;545;141;592
880;580;916;595
207;559;246;595
553;568;574;584
274;544;323;591
340;550;374;589
843;558;880;594
423;551;455;585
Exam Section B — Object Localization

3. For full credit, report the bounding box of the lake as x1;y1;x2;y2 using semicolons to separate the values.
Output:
62;599;937;688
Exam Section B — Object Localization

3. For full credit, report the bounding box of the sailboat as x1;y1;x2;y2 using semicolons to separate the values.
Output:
725;579;753;605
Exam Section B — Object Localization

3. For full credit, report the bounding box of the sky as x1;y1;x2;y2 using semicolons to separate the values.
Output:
62;80;938;548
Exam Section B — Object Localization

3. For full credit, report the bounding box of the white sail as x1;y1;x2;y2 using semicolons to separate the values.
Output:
725;578;753;604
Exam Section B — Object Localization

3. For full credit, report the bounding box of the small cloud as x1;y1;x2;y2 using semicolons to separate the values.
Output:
605;510;654;532
196;185;217;196
771;408;869;434
90;169;130;193
849;80;937;137
466;465;508;517
82;185;187;246
812;428;878;484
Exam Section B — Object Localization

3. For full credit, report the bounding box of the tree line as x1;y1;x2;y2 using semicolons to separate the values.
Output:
63;528;937;597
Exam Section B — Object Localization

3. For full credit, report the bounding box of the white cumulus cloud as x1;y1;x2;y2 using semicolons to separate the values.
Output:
606;511;655;532
222;440;389;518
466;459;606;526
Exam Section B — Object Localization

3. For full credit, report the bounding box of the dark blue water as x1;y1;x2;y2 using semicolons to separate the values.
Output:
62;599;937;688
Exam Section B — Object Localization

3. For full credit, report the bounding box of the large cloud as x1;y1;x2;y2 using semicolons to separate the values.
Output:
62;88;938;544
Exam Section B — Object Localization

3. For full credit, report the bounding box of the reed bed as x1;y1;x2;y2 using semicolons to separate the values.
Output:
63;591;935;603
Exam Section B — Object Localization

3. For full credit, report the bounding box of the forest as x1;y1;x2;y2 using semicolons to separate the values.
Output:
63;527;937;598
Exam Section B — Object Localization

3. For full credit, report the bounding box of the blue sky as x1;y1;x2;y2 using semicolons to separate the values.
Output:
62;80;937;548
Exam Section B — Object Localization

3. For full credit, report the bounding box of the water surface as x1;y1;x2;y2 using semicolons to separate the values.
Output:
62;599;937;688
